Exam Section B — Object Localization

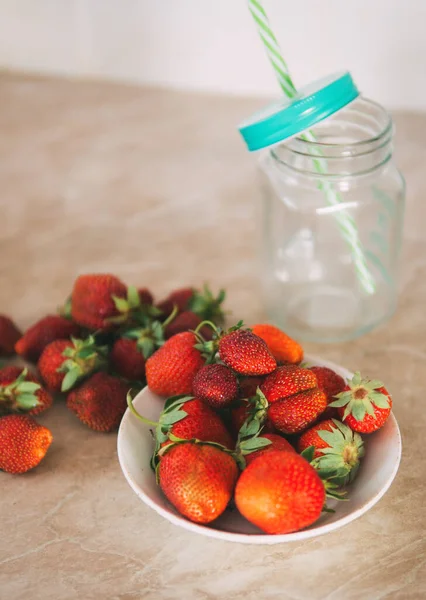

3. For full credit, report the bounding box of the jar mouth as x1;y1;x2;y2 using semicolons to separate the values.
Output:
270;97;393;177
293;99;392;151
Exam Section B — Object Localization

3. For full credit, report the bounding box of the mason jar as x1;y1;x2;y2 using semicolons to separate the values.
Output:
240;74;405;343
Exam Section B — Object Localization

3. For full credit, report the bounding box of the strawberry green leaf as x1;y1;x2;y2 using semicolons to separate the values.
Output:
112;296;130;313
160;410;187;426
239;418;261;439
16;393;40;409
300;446;315;463
240;436;272;453
138;338;155;359
162;395;193;413
351;402;367;422
16;381;41;393
127;286;140;309
369;393;390;408
61;369;81;392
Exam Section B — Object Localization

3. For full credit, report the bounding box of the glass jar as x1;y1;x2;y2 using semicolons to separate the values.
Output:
258;97;405;342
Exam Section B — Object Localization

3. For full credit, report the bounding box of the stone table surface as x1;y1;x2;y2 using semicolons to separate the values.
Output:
0;73;425;600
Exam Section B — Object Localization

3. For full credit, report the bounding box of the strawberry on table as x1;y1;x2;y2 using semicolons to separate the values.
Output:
157;285;226;324
145;332;204;396
0;315;22;357
110;338;146;382
15;315;81;362
298;418;364;486
0;414;53;474
67;372;129;432
38;336;107;392
192;364;239;409
0;366;53;416
329;372;392;433
158;441;238;524
235;450;325;534
251;324;303;364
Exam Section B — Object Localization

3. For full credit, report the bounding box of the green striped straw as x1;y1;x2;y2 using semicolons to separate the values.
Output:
247;0;376;294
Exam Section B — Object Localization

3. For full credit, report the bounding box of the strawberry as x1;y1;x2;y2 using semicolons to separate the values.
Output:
157;285;226;324
251;324;303;364
165;311;204;339
138;288;154;306
0;414;53;474
238;376;265;399
0;366;53;416
38;336;107;392
67;372;128;432
157;287;194;317
218;329;276;376
309;366;346;419
267;388;327;434
230;400;274;436
298;418;364;486
243;433;295;466
15;315;81;362
110;338;146;381
235;450;325;534
128;395;234;451
329;372;392;433
158;441;238;524
0;315;21;357
71;274;128;330
145;332;204;396
192;364;238;409
261;365;317;403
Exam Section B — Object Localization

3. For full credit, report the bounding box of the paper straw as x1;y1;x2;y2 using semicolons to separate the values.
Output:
247;0;376;294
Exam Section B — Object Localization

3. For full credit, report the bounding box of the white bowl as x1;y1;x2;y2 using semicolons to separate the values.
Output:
117;355;402;544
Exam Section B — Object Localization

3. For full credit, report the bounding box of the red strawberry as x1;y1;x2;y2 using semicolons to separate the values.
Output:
110;338;146;381
230;400;274;436
251;324;303;364
158;441;238;524
235;450;325;534
238;376;265;399
309;366;346;419
0;414;53;474
129;395;234;451
219;329;276;376
261;365;317;403
15;315;81;362
0;315;22;357
145;332;204;396
329;372;392;433
67;372;128;432
298;418;364;486
0;366;53;416
71;274;128;330
192;364;238;409
38;336;107;392
244;433;295;466
267;388;327;434
165;311;200;338
138;288;154;306
157;287;194;317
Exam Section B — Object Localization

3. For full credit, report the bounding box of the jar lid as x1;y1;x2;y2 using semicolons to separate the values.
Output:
238;72;359;152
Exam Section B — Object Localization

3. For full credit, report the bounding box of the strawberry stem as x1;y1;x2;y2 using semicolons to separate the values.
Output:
161;304;179;329
126;392;159;427
193;320;219;336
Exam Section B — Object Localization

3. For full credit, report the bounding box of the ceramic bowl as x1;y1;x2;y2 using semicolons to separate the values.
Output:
117;355;401;544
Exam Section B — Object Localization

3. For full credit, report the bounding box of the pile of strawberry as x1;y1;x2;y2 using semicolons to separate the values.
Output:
129;321;393;535
0;274;226;474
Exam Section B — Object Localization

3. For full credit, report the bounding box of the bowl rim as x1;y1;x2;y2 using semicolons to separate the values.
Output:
117;354;402;544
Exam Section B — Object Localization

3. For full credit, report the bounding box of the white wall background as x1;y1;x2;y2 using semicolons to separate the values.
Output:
1;0;426;110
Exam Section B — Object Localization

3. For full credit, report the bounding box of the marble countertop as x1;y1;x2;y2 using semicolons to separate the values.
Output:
1;73;425;600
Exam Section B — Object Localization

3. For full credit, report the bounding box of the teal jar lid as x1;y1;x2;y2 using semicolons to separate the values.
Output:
239;72;359;152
